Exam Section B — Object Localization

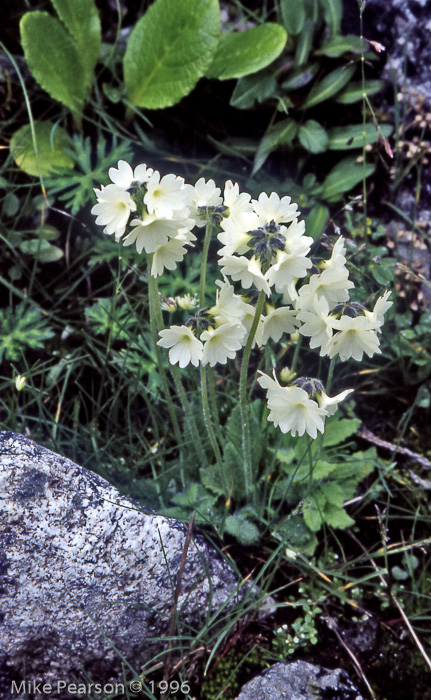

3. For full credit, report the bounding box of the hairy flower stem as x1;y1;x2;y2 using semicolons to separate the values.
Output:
291;335;303;376
201;365;229;496
326;357;336;394
200;223;214;307
148;260;206;467
239;289;266;499
148;265;182;446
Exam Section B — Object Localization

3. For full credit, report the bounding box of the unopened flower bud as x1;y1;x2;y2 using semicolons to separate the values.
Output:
15;375;26;391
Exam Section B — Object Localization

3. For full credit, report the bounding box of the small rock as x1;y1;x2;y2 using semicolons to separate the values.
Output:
0;431;243;695
234;660;364;700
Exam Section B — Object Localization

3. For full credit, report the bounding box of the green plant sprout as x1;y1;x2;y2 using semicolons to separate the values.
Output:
90;159;392;544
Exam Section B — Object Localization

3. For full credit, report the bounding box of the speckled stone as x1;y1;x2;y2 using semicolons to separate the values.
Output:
0;431;241;693
234;660;364;700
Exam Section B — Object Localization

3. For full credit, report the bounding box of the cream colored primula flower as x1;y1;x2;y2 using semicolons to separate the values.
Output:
364;291;392;330
219;255;272;296
123;214;194;254
320;236;347;270
260;306;299;345
328;315;381;361
91;184;136;239
223;181;253;220
184;177;222;225
151;234;195;277
157;325;203;368
209;280;249;326
218;213;258;256
108;160;154;189
266;247;313;293
297;296;338;356
257;372;327;439
295;266;354;313
201;323;246;366
316;388;354;415
252;191;298;225
144;172;188;219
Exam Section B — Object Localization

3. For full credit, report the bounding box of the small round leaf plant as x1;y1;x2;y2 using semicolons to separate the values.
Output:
92;161;391;494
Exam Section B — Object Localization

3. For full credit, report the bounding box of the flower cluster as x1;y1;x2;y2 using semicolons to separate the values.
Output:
92;161;392;439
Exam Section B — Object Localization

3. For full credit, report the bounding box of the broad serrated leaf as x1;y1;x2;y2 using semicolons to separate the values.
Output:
311;460;338;480
51;0;101;87
10;121;74;177
253;118;298;174
335;79;384;103
230;72;277;109
323;503;355;529
315;35;364;58
321;156;375;201
328;123;393;150
223;441;246;500
20;12;86;112
320;0;342;36
301;64;355;109
280;0;306;35
281;63;319;90
276;515;318;554
323;417;361;447
294;18;314;67
304;203;329;239
303;506;323;531
225;514;260;545
124;0;220;108
298;119;328;153
206;23;287;80
320;482;345;507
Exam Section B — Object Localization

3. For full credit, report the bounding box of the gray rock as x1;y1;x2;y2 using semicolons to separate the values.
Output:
234;660;364;700
0;431;243;694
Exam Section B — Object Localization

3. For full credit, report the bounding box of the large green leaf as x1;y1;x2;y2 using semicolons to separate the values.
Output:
321;157;375;202
280;0;305;35
20;239;64;262
328;123;393;150
320;0;342;36
10;121;74;177
20;12;86;112
124;0;220;108
301;64;355;109
51;0;101;87
206;23;287;80
253;119;298;174
298;119;328;153
315;35;364;58
335;80;384;104
281;63;319;90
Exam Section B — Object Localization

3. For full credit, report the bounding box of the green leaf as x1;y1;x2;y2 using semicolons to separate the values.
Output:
335;79;384;103
320;0;342;36
253;118;298;174
124;0;220;108
311;460;338;480
321;156;375;202
323;417;361;447
206;23;287;80
304;506;323;532
10;121;75;177
320;482;344;508
19;239;64;262
51;0;101;87
230;72;277;109
328;123;393;150
294;18;314;67
225;513;260;545
280;0;306;35
20;12;86;112
281;63;319;90
301;64;356;109
298;119;328;153
323;504;355;529
304;204;329;239
315;35;364;58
